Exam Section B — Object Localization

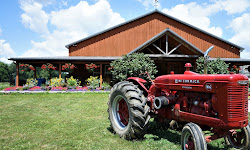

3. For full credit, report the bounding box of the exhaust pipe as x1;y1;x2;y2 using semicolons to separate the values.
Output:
153;96;169;109
204;45;214;74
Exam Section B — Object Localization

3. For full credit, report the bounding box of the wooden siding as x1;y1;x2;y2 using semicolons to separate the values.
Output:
69;13;240;58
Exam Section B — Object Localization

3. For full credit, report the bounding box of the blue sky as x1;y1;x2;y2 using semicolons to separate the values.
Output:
0;0;249;63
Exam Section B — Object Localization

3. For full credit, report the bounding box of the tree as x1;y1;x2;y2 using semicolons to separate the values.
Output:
196;57;229;74
8;62;16;84
0;61;9;82
110;53;158;83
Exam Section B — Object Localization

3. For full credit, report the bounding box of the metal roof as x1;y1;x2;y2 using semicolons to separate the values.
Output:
209;58;250;63
128;28;204;55
65;9;244;50
8;56;121;62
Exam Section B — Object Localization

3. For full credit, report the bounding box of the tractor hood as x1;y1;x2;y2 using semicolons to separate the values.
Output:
154;71;248;93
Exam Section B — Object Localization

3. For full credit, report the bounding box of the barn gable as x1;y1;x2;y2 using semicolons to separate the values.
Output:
66;10;243;58
129;28;204;57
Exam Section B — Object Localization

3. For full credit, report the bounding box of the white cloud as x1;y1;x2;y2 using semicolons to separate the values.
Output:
20;0;125;57
137;0;161;10
240;51;250;59
0;57;11;64
228;13;250;58
50;0;125;35
162;2;223;37
138;0;250;38
20;0;49;34
0;40;16;64
22;30;85;57
0;40;15;56
213;0;250;14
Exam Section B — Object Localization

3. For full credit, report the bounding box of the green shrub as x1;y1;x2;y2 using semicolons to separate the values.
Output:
66;76;81;86
196;57;229;74
25;78;38;87
23;86;30;90
110;53;158;83
50;77;63;87
101;82;111;90
86;76;100;90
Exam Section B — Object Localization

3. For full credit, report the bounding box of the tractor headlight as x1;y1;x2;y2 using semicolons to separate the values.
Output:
237;80;248;85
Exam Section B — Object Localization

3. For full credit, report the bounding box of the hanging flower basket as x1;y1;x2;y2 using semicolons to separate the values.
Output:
85;63;99;74
62;63;77;73
19;64;35;72
41;63;57;71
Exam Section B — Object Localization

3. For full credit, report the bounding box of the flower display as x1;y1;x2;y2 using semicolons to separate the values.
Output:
19;64;35;72
62;63;77;72
51;86;67;91
3;85;110;92
76;86;88;91
107;65;113;71
230;65;241;74
66;76;81;87
29;86;43;91
4;86;23;91
86;76;100;90
50;77;63;87
41;63;57;70
26;78;38;87
85;63;99;74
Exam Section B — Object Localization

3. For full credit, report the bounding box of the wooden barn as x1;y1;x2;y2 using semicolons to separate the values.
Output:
10;10;250;86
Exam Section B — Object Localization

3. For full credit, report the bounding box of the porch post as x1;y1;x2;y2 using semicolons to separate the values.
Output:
15;61;19;86
100;64;103;87
59;63;62;78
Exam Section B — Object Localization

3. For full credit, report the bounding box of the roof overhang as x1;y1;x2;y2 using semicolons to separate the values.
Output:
209;58;250;65
8;56;121;64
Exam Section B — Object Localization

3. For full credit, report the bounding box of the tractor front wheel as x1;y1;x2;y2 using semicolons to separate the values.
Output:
224;123;250;150
181;123;207;150
108;81;150;140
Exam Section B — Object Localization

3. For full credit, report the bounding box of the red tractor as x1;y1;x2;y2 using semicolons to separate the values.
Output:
108;46;250;150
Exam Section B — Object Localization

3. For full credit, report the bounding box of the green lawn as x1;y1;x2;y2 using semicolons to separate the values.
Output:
0;93;240;149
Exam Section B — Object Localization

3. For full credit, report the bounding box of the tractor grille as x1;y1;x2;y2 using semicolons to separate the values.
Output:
228;84;248;119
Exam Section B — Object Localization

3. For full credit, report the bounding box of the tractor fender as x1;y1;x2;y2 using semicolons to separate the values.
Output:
127;77;148;94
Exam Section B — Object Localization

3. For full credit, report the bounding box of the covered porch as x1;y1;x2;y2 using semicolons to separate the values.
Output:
9;56;121;86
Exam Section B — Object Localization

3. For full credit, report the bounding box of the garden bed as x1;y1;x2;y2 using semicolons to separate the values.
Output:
0;90;110;94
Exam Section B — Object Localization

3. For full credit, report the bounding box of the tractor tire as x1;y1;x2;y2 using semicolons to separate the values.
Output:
107;81;150;140
224;122;250;150
181;123;207;150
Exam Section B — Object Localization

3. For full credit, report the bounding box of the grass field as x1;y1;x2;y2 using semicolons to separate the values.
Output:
0;93;243;149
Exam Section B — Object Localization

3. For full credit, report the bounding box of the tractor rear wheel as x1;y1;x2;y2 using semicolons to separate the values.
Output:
224;123;250;150
181;123;207;150
108;81;150;140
